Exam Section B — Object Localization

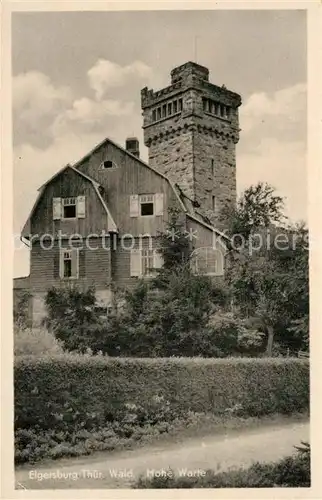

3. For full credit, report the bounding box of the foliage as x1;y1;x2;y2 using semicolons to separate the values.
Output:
117;272;228;357
14;290;32;330
135;443;310;488
43;286;107;353
223;182;285;240
227;217;309;355
154;206;191;275
15;356;309;439
14;327;64;357
206;311;266;357
42;187;308;358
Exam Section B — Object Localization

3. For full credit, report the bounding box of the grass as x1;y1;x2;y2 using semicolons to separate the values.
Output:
15;411;308;468
134;442;311;488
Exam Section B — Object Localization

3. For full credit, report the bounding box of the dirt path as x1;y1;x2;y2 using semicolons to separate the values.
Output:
15;419;309;489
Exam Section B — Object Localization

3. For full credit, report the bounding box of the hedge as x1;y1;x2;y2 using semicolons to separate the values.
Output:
15;355;309;433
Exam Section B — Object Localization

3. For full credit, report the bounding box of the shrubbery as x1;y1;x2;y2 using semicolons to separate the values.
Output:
15;356;309;463
14;327;64;357
135;442;310;488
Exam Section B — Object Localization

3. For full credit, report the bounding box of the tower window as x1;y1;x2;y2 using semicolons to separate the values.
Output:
168;102;172;115
152;109;156;122
173;101;178;113
157;107;162;120
162;104;167;118
211;159;215;176
212;195;217;212
178;98;183;111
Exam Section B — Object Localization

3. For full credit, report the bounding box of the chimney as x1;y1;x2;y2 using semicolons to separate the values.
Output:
125;137;140;158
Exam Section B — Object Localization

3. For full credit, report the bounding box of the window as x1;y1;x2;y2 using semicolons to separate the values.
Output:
162;104;167;118
53;196;86;220
62;197;76;219
178;98;183;111
140;194;154;216
152;109;156;122
211;159;215;176
202;98;231;120
99;159;117;170
168;102;172;115
130;247;164;277
157;107;162;120
212;195;217;212
59;248;79;279
191;247;224;276
63;250;72;277
141;248;154;276
130;193;163;217
173;101;178;113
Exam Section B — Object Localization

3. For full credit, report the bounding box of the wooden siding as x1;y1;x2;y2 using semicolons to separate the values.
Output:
29;239;111;293
29;168;109;237
111;236;159;291
76;141;181;236
187;218;227;253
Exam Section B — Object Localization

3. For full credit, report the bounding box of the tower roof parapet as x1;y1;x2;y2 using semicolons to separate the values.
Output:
141;61;242;109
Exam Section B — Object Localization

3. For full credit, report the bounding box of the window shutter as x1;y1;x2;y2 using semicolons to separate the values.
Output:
130;195;139;217
155;193;164;216
53;197;62;220
215;249;224;276
130;249;141;276
77;196;86;218
79;249;85;278
153;249;164;269
71;248;79;279
59;249;64;279
54;249;60;279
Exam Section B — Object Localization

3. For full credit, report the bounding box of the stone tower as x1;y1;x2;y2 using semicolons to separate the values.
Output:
141;61;242;228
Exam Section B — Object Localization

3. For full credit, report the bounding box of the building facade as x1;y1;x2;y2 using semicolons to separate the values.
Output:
15;62;242;325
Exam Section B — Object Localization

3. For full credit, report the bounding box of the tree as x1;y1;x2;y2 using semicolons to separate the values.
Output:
228;222;309;355
223;182;285;240
44;286;107;353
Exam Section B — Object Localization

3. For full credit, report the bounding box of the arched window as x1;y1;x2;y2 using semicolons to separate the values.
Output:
191;247;224;276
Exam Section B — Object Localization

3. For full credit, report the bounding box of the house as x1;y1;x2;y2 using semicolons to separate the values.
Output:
16;61;242;325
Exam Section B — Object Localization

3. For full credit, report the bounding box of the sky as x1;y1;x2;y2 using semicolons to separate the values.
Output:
12;9;307;277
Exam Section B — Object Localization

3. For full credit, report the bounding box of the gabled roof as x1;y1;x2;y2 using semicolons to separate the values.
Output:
73;136;188;213
72;136;228;239
38;163;100;191
21;164;117;237
22;135;231;242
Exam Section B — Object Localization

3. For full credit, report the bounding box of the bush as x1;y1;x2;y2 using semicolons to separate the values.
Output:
15;356;309;432
134;442;310;488
14;328;64;357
